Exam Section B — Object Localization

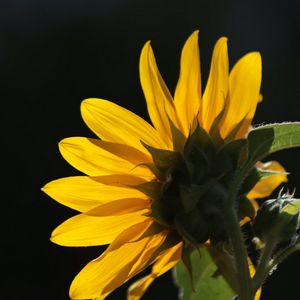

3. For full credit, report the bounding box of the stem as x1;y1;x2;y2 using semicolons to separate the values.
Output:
252;240;276;293
226;207;253;300
225;165;256;300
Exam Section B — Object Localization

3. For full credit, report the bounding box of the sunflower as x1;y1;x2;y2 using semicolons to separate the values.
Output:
43;31;287;300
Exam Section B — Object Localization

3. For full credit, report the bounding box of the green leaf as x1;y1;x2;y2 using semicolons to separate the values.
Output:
174;248;236;300
247;122;300;163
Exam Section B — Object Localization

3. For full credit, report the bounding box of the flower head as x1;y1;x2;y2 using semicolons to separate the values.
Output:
43;31;287;299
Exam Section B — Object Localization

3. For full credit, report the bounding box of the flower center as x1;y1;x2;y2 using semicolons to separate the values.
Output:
147;125;257;246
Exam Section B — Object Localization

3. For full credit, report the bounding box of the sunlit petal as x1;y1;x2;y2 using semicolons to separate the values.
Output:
174;31;201;136
81;98;167;152
59;137;155;179
220;52;262;139
70;230;168;299
42;175;148;212
200;37;228;132
51;210;150;247
127;242;182;300
140;42;181;147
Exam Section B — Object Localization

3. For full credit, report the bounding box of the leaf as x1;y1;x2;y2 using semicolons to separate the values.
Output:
174;248;235;300
247;122;300;163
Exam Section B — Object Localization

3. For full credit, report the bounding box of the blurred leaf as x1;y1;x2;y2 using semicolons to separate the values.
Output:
174;247;235;300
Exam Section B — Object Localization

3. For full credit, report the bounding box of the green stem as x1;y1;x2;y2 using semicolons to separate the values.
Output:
225;165;256;300
226;207;253;300
252;240;276;293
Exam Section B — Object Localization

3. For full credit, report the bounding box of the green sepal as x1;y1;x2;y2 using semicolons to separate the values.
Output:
184;124;216;182
247;122;300;163
185;124;215;153
209;109;225;147
174;210;209;245
239;167;261;196
174;247;235;300
136;162;165;181
214;139;247;175
168;116;187;152
134;181;161;199
141;141;183;173
180;182;212;213
150;199;173;227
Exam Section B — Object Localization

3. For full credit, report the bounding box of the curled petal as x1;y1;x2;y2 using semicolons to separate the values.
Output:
248;161;288;199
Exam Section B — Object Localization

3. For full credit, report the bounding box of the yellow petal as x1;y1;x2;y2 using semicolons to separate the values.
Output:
59;137;155;179
81;98;167;153
220;52;262;139
51;210;149;247
43;175;148;212
200;37;229;132
127;242;182;300
247;161;288;199
174;31;201;136
86;198;150;216
70;230;168;299
140;41;180;147
127;276;154;300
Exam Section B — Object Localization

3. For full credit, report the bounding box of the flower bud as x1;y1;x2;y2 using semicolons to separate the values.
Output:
253;193;300;244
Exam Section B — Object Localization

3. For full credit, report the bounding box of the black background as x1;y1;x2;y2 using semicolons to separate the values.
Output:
1;0;300;299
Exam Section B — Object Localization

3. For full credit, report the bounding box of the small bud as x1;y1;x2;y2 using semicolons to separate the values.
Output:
253;192;300;244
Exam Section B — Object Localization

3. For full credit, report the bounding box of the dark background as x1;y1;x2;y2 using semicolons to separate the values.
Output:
1;0;300;299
